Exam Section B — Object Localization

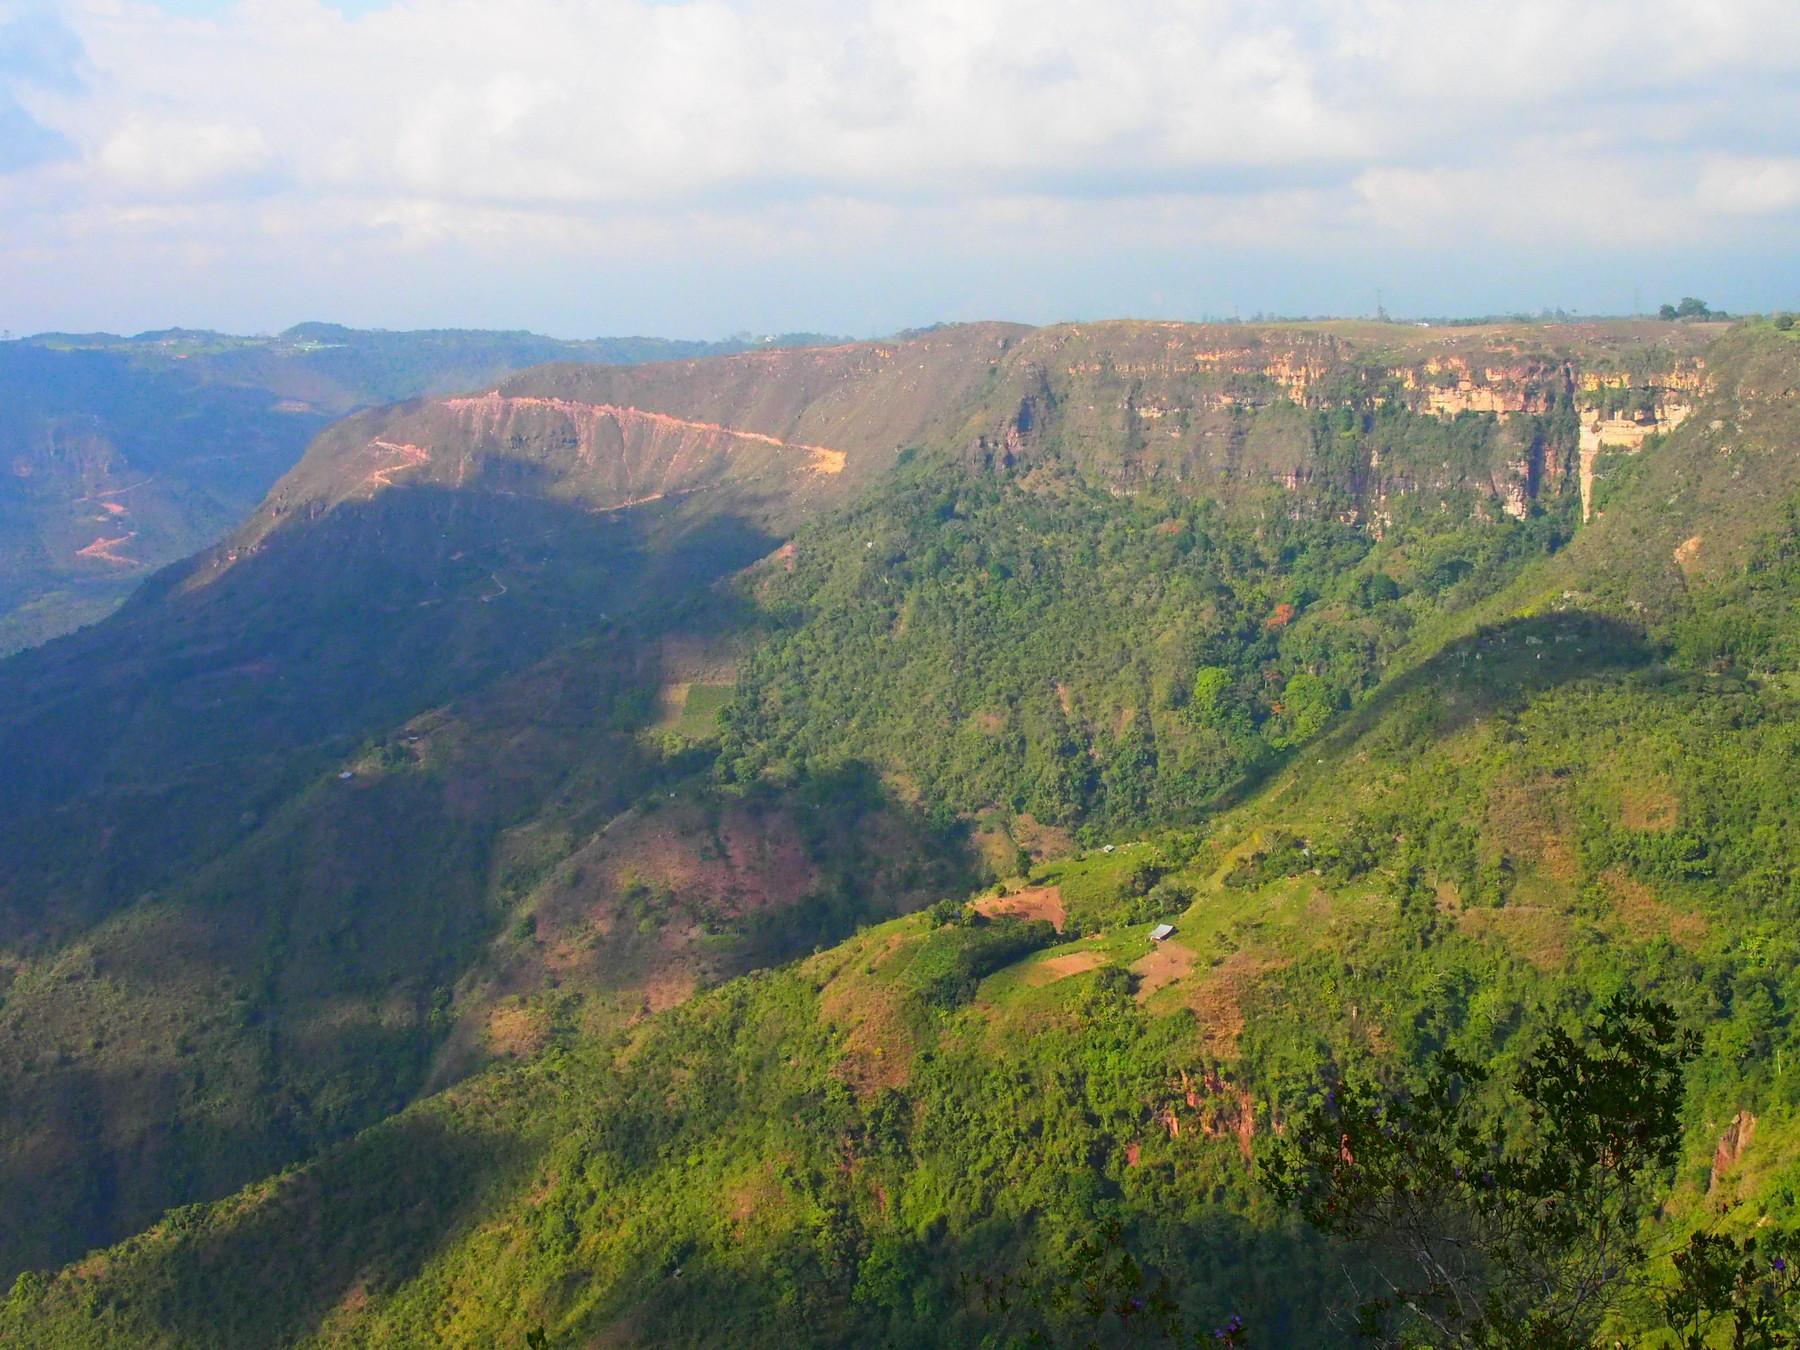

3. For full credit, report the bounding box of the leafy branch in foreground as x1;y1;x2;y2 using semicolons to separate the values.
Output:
1661;1229;1800;1349
1263;993;1699;1348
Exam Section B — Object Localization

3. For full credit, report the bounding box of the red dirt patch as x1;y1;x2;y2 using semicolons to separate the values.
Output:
1184;951;1287;1055
1674;534;1704;575
1604;869;1707;951
1131;939;1198;1002
628;965;698;1023
818;931;916;1095
362;438;431;490
1710;1110;1757;1194
1172;1067;1258;1162
604;805;817;917
484;1002;548;1058
725;1164;788;1233
1484;774;1579;884
821;950;914;1095
329;1282;370;1318
974;884;1066;932
1009;813;1075;863
1458;905;1571;971
653;682;692;727
439;393;848;473
1025;950;1105;986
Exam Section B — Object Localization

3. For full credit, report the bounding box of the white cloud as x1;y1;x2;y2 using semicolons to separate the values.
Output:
1696;155;1800;216
95;114;272;194
0;0;1795;329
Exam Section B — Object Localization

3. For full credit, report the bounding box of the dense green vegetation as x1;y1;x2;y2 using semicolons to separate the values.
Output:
721;446;1577;835
1269;994;1799;1348
3;318;1799;1345
16;483;1800;1343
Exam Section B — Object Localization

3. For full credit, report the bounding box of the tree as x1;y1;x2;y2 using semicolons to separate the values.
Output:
1269;673;1334;748
1676;297;1712;320
1191;665;1233;725
1264;993;1699;1348
1661;1229;1800;1348
1659;304;1679;321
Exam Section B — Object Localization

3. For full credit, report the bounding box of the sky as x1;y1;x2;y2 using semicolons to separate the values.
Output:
2;0;1798;339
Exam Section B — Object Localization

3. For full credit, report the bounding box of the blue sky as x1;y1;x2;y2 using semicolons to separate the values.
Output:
3;0;1798;339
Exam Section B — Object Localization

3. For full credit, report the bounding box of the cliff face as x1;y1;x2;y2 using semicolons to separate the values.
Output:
1562;328;1800;612
955;321;1713;535
226;319;1723;592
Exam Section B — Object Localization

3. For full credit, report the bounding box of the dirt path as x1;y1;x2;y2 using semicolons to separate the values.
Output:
364;439;432;489
75;532;139;565
440;394;848;475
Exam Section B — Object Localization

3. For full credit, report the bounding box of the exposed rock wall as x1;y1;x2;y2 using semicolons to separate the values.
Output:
238;320;1722;571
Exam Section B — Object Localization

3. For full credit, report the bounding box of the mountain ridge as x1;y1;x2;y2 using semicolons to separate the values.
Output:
0;324;852;654
4;317;1799;1343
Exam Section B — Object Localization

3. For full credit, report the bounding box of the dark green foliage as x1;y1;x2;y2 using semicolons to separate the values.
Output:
1225;830;1314;889
1661;1231;1800;1348
1667;492;1800;674
721;458;1564;833
1265;995;1698;1348
903;917;1058;1010
926;898;969;927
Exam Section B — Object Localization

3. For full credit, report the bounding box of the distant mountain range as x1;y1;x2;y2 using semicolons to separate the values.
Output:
4;315;1800;1346
0;324;844;654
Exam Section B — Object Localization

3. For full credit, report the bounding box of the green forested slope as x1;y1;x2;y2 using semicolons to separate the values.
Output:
12;581;1800;1345
4;321;1799;1346
719;459;1573;834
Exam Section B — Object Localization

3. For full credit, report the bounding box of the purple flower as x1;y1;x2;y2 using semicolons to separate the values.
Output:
1775;1257;1788;1273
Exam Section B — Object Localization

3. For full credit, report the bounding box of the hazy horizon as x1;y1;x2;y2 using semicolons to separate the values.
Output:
3;306;1770;347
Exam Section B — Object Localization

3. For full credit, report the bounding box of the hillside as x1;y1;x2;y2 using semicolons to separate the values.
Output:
0;325;841;654
2;318;1797;1344
10;596;1800;1345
